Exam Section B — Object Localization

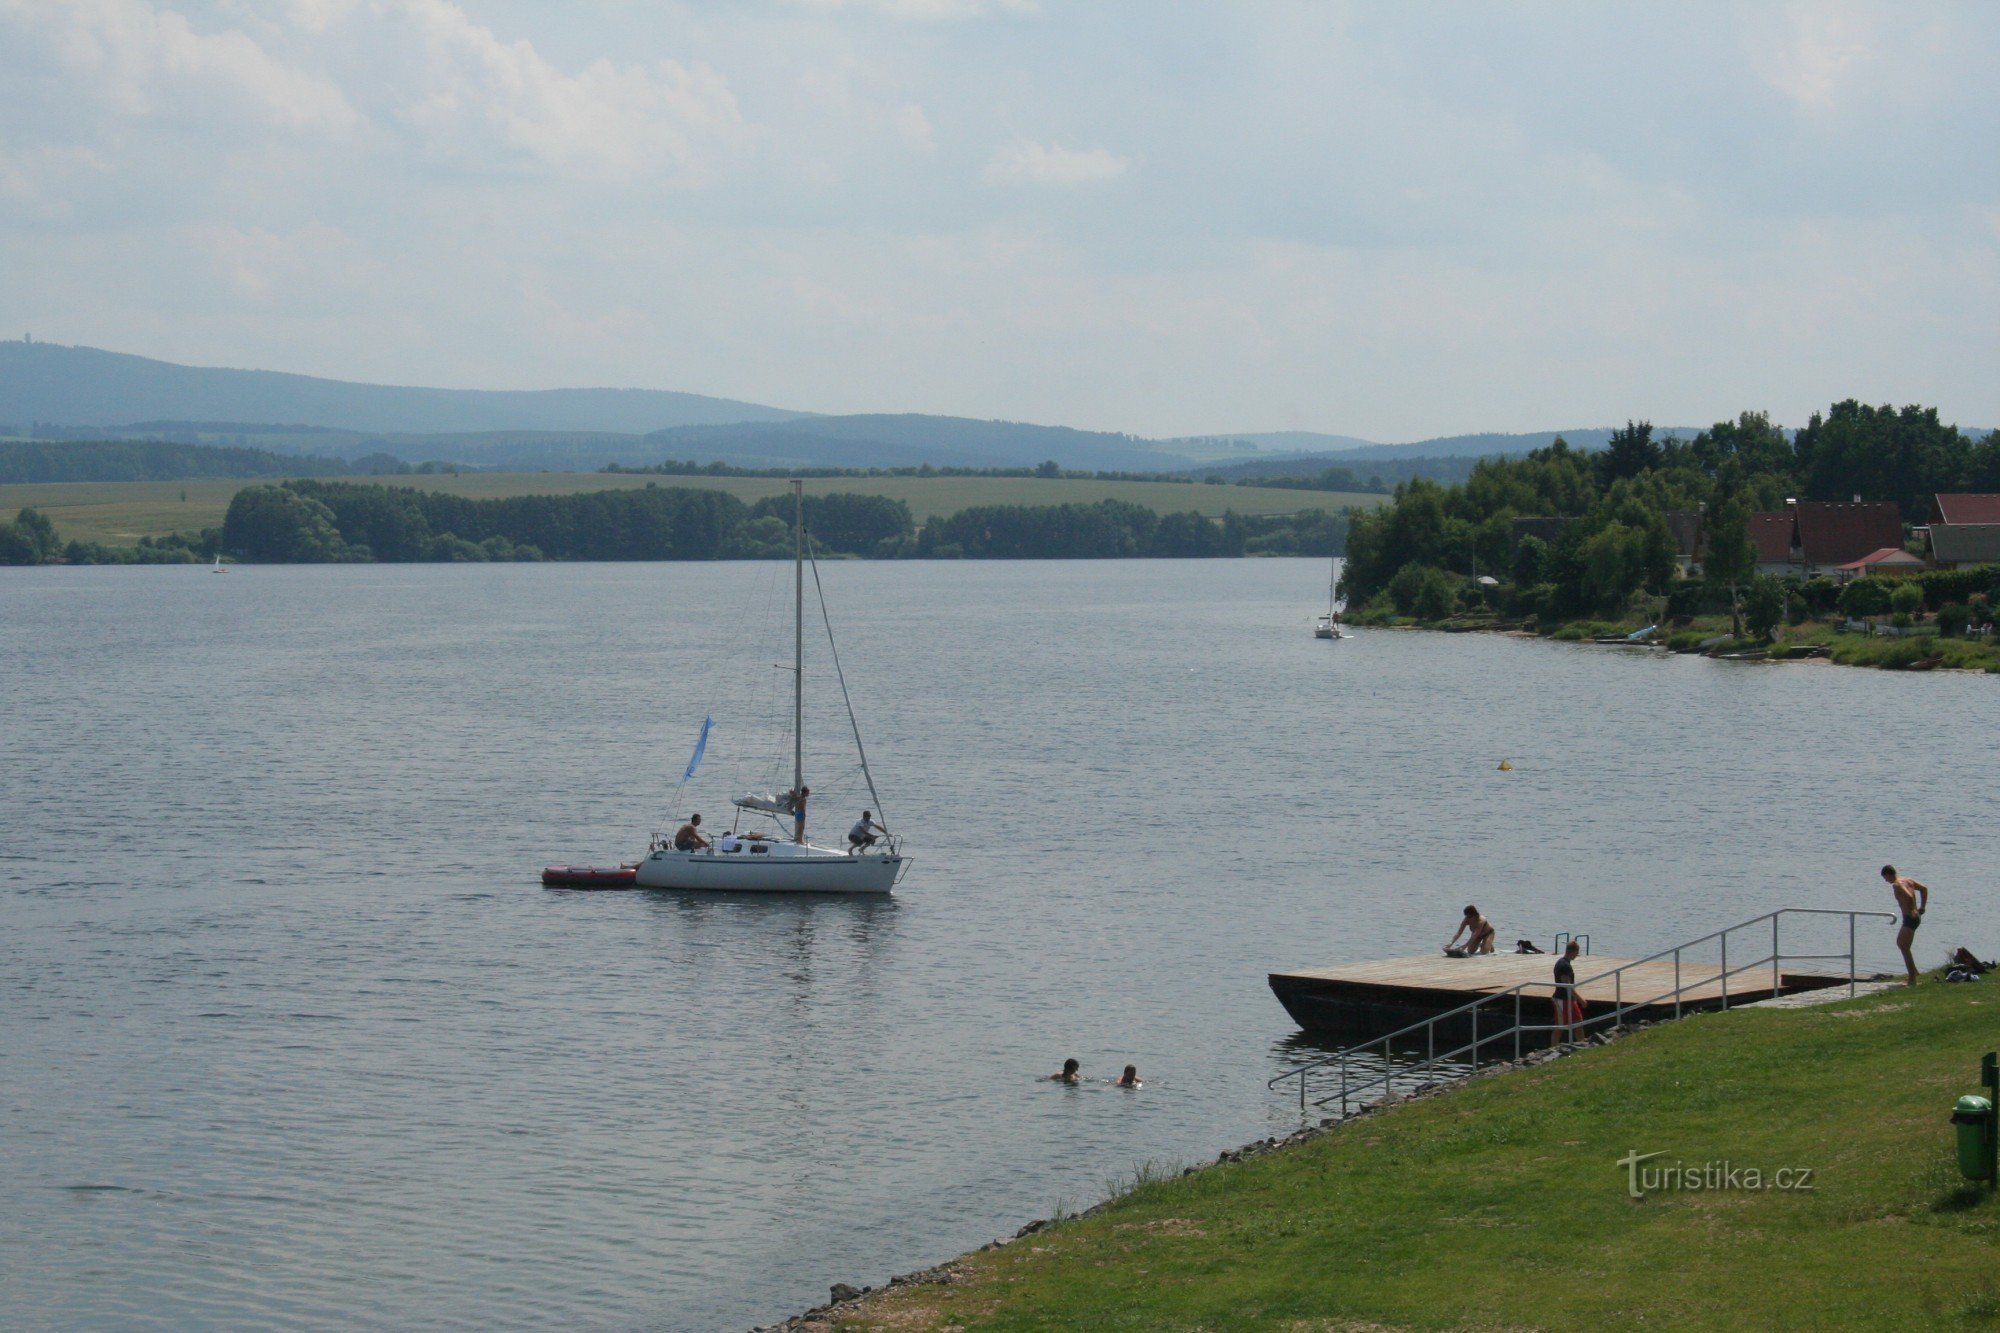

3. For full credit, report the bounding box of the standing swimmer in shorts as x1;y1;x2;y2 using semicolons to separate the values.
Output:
1551;939;1585;1047
1882;864;1930;987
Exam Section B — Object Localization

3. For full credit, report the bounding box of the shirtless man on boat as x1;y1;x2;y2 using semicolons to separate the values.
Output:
673;814;711;852
1882;864;1930;987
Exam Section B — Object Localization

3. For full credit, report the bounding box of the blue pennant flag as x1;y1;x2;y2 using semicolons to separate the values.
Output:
683;716;713;782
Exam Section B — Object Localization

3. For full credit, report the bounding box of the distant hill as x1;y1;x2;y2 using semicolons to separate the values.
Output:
2;339;1753;476
0;438;356;485
0;340;804;436
643;415;1183;473
1198;453;1486;488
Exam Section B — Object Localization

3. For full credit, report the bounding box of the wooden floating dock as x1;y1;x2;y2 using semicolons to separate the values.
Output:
1270;952;1849;1046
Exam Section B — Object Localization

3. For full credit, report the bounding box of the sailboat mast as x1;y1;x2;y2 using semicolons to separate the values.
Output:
792;478;804;801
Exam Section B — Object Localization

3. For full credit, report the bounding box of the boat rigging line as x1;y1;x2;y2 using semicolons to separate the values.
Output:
806;532;889;837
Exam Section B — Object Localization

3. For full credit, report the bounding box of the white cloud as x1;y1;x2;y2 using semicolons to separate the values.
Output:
388;0;747;182
785;0;1038;20
0;0;356;131
981;141;1129;187
1758;5;1872;107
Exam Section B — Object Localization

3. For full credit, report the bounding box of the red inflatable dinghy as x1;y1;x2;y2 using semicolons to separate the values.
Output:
541;865;639;888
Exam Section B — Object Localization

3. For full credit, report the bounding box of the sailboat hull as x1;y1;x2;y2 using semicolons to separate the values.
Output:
632;843;906;893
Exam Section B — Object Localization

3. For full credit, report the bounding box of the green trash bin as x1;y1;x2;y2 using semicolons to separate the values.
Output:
1952;1094;1995;1182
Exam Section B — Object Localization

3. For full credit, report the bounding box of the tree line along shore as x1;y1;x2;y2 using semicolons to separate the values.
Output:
0;481;1349;565
1340;400;2000;671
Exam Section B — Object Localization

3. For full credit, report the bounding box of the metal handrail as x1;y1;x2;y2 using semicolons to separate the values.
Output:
1269;908;1894;1113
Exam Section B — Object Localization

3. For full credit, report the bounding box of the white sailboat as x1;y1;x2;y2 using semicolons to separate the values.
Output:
210;553;228;574
1314;550;1345;639
634;480;909;894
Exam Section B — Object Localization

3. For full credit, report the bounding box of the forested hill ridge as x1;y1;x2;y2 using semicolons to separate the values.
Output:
1341;400;2000;641
0;340;804;437
211;481;1345;564
639;415;1174;472
0;437;467;484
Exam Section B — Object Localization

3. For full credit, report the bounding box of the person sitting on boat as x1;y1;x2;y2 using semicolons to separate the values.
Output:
718;831;742;853
1112;1065;1141;1088
847;811;884;854
1445;905;1496;956
1048;1058;1082;1085
673;814;711;852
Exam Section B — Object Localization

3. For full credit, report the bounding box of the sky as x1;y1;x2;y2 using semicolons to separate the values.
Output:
0;0;1995;440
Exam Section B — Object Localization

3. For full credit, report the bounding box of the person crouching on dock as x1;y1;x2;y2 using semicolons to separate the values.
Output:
1445;905;1496;956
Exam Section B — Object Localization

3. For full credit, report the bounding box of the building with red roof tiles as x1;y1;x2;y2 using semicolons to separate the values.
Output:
1833;547;1926;577
1930;493;2000;526
1926;494;2000;568
1748;511;1796;576
1746;500;1909;578
1794;501;1906;575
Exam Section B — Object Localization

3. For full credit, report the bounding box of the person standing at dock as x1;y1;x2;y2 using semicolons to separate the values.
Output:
1551;940;1584;1046
1882;864;1931;987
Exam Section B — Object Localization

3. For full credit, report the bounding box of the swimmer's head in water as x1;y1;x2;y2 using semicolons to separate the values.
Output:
1122;1065;1137;1081
1062;1058;1079;1076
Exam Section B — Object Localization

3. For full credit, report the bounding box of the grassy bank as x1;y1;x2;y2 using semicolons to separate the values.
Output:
0;474;1382;547
841;980;1998;1330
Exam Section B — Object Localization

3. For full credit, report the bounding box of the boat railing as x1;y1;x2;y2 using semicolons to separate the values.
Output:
1267;908;1895;1116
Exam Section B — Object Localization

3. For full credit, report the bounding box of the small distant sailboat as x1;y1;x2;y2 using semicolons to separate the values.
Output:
210;553;228;574
1314;551;1345;639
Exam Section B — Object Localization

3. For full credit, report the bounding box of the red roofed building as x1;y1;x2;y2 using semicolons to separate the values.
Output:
1747;501;1908;578
1749;511;1796;576
1833;547;1926;577
1930;494;2000;526
1927;494;2000;568
1795;501;1906;576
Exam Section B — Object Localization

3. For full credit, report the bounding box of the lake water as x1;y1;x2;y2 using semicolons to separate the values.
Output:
3;560;1995;1330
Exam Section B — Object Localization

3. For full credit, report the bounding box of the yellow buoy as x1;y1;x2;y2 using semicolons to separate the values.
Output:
1497;760;1513;771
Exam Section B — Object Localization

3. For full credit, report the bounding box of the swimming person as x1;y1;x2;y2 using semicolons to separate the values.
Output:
673;813;710;852
1048;1058;1081;1085
1112;1065;1142;1088
1882;864;1931;986
847;811;884;854
1551;939;1585;1046
1445;905;1496;956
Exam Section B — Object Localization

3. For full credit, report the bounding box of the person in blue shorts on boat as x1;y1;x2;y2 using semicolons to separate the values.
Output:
790;785;810;844
673;814;710;852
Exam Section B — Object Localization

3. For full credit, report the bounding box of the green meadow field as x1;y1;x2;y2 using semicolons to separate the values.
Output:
0;474;1384;547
